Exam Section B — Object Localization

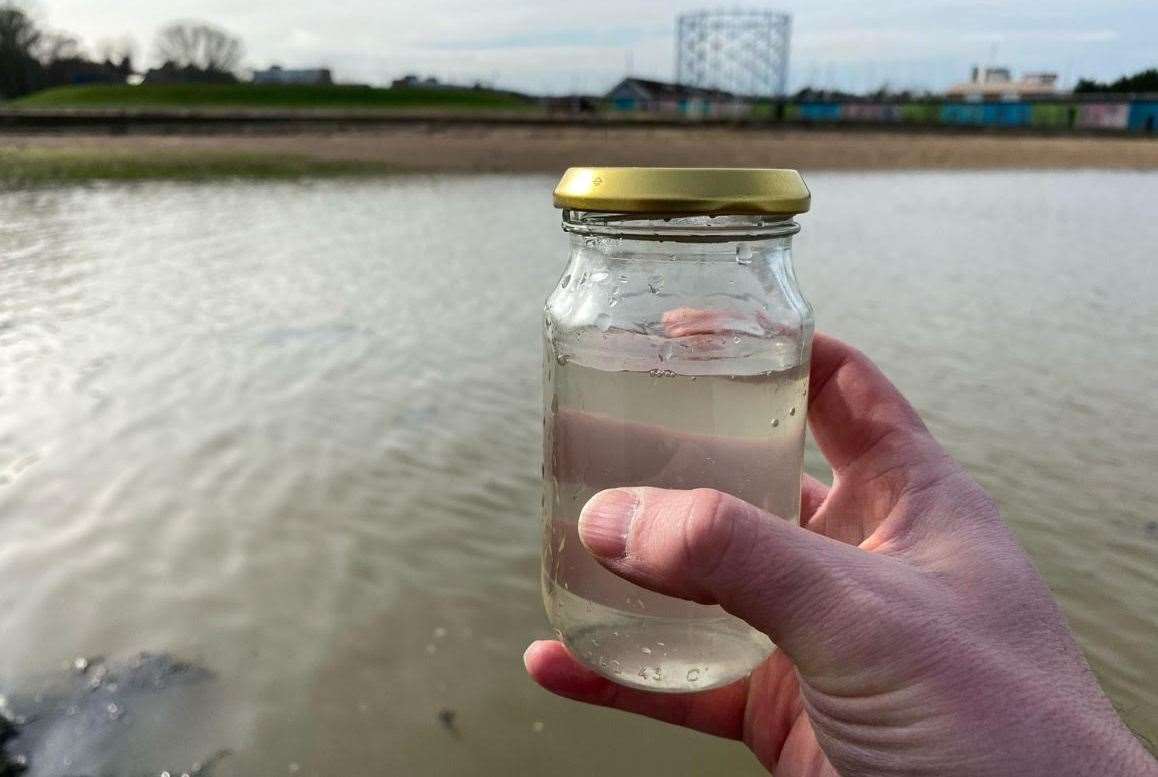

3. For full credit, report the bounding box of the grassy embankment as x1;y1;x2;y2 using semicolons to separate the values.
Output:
14;82;535;111
2;83;531;183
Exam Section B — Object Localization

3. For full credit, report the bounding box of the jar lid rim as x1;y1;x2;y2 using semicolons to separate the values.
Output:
553;167;810;216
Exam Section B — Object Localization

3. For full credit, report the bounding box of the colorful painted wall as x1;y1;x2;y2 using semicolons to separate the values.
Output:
607;95;1158;134
784;98;1156;133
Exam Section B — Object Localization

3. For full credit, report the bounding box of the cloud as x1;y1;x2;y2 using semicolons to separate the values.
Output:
431;26;660;51
961;29;1120;44
34;0;1158;92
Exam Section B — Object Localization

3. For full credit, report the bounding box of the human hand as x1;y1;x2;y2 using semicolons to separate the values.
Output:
526;333;1156;777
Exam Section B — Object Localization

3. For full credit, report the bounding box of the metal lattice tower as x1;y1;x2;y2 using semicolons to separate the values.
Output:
676;8;792;97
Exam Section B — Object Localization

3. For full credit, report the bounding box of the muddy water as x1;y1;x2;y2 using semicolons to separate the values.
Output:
0;172;1154;774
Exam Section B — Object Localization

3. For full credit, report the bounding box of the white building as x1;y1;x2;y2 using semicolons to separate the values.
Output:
948;67;1059;99
252;66;333;86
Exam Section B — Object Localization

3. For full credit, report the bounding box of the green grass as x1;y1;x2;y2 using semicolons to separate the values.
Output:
15;83;535;111
0;147;395;184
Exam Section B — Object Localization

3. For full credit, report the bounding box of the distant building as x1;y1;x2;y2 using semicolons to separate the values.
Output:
605;77;748;117
252;66;333;86
948;66;1059;99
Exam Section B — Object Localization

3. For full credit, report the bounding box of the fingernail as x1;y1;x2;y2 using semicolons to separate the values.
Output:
578;489;638;559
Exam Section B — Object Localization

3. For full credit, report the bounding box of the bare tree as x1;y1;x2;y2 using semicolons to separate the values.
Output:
154;21;243;74
95;34;136;66
35;30;80;64
0;3;39;54
0;2;41;97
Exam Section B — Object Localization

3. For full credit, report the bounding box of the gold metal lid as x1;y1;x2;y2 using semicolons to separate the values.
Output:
553;167;810;215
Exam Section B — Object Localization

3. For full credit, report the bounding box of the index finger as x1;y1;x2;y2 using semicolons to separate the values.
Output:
523;640;749;739
807;332;940;475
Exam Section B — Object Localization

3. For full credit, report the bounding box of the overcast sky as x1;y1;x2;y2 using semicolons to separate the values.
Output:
28;0;1158;94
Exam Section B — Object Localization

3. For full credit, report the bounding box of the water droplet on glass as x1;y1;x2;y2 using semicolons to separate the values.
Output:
532;721;545;733
687;668;701;682
590;270;609;283
610;659;622;673
617;273;628;284
790;406;797;416
659;341;677;362
736;244;753;265
560;274;571;288
641;647;652;655
595;313;612;332
599;656;609;668
732;336;741;343
771;418;780;428
647;274;665;293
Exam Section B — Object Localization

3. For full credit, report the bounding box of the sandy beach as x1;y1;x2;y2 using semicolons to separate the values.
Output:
3;124;1156;176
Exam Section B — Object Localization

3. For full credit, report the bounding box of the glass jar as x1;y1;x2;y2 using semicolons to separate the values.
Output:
542;168;814;692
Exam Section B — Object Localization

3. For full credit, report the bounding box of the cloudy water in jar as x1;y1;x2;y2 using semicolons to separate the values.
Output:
542;335;809;692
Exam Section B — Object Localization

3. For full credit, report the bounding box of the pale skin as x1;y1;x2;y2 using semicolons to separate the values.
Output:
525;332;1158;777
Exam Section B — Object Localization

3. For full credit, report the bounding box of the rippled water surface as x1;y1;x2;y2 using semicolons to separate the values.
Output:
1;172;1155;775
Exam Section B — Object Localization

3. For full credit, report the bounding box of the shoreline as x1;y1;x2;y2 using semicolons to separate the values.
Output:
0;108;1151;139
1;125;1155;182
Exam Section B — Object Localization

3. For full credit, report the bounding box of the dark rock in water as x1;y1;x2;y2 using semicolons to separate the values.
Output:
0;710;26;777
0;653;228;777
437;707;460;738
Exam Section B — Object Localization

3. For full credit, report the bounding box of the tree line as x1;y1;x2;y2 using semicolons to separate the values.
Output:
0;2;245;99
1075;68;1158;94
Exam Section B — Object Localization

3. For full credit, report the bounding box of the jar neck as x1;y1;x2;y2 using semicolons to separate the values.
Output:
561;210;800;243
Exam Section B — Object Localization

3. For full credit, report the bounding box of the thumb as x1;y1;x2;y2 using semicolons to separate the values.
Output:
578;486;878;668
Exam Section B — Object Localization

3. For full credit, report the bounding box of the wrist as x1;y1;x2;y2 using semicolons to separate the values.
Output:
960;678;1157;777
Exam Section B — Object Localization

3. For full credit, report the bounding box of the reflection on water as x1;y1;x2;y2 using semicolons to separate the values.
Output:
0;172;1155;774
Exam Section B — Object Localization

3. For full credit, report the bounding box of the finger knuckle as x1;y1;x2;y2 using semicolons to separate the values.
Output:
680;489;746;581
